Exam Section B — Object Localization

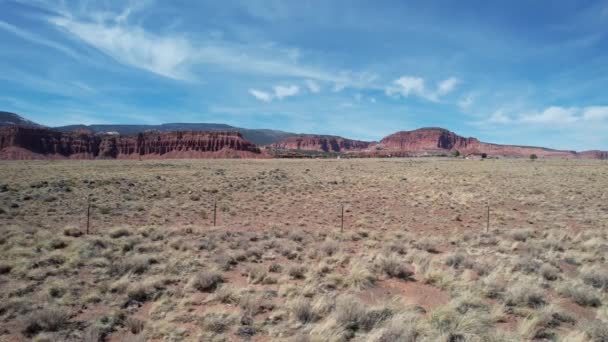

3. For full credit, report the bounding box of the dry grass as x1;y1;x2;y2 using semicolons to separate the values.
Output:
0;158;607;340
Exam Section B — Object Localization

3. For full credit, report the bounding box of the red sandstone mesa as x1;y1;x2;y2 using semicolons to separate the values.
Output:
0;127;263;160
368;127;604;159
269;135;372;152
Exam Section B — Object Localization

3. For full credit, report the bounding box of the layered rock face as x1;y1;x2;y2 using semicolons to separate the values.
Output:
372;128;599;158
0;127;262;160
269;135;371;152
379;128;478;152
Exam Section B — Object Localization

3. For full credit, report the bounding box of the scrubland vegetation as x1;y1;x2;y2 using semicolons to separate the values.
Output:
0;158;607;341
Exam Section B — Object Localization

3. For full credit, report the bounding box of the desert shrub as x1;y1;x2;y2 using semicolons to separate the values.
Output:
33;254;66;268
124;317;144;334
452;295;490;315
429;306;492;340
512;257;541;274
445;253;471;269
288;266;307;280
268;263;282;273
333;297;392;333
47;284;66;298
198;238;217;251
582;268;608;290
238;291;274;316
48;239;68;250
585;319;608;341
127;285;150;302
375;254;413;280
214;254;237;271
191;271;223;292
539;264;560;281
99;207;112;215
505;284;545;308
345;263;377;290
518;306;574;340
23;307;70;336
510;229;534;242
201;312;234;333
414;238;439;253
367;312;420;342
109;228;131;239
246;247;263;261
0;263;12;274
558;284;601;307
247;266;268;285
321;240;339;256
385;243;407;255
262;276;277;285
281;248;299;260
289;232;305;242
109;256;151;276
211;286;239;304
290;297;316;323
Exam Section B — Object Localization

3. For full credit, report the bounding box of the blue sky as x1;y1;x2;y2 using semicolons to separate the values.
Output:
1;0;608;150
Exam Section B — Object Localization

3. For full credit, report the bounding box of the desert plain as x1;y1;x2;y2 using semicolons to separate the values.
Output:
0;158;607;341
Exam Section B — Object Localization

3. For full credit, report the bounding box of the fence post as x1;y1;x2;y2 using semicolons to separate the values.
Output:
86;194;91;235
213;197;217;227
486;201;490;233
341;204;344;234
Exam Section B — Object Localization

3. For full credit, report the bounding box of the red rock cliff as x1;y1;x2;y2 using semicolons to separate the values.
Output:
371;128;601;158
269;135;371;152
0;127;262;160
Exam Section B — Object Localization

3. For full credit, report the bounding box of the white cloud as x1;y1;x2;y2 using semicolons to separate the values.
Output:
249;84;300;102
486;106;608;125
487;111;512;124
273;85;299;99
385;75;460;102
249;89;272;102
437;77;460;95
582;106;608;120
386;76;426;97
305;79;320;93
520;106;579;124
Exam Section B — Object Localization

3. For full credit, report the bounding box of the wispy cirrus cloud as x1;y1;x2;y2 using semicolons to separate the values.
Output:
385;75;460;102
50;15;195;80
0;20;81;59
42;3;378;88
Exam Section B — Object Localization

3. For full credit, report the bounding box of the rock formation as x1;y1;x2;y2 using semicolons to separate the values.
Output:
369;127;599;159
269;135;371;153
1;125;605;160
0;127;263;160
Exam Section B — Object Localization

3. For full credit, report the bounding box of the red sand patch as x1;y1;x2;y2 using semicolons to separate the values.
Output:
358;278;449;311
